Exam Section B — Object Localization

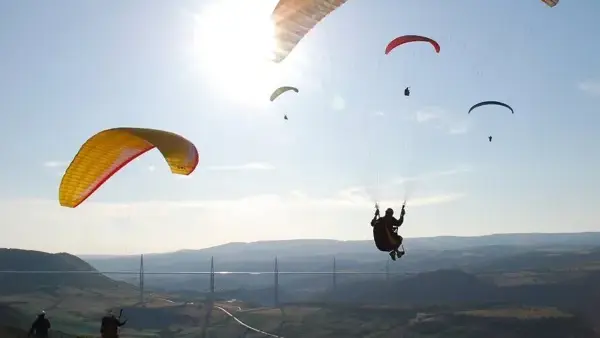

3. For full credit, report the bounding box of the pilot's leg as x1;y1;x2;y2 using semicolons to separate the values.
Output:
389;251;397;261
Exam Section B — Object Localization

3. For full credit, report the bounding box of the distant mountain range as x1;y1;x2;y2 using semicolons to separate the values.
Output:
77;232;600;293
79;232;600;264
2;232;600;306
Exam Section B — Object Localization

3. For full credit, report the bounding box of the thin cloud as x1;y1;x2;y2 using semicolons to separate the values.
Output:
331;95;346;111
207;162;275;171
414;106;470;135
320;186;464;208
416;107;443;123
43;161;68;168
0;188;465;254
578;81;600;96
293;188;465;209
4;188;461;214
374;111;385;117
407;193;465;207
148;165;156;172
393;165;473;185
449;123;469;135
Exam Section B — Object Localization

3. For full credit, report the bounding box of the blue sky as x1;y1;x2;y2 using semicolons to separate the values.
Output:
0;0;599;254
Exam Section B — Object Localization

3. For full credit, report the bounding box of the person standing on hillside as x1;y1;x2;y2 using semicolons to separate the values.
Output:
100;309;128;338
28;311;51;338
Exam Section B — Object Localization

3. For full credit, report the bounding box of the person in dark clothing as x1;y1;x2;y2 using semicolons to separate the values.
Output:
101;310;127;338
404;87;410;96
371;204;406;261
28;311;51;338
488;135;493;142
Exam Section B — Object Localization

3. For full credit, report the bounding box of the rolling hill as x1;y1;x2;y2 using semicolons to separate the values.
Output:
0;249;134;294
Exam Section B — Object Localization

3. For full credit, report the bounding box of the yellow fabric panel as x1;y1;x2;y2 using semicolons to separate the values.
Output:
271;0;348;63
59;128;199;208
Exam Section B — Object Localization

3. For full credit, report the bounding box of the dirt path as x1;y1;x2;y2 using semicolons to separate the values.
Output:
214;305;283;338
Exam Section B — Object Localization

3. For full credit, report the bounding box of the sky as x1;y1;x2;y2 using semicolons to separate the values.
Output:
0;0;599;255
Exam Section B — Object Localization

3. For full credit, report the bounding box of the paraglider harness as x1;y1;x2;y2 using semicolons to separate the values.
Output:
374;202;406;256
404;87;410;96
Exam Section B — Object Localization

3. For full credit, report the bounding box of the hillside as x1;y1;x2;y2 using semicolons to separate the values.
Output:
327;268;600;303
0;248;133;294
475;247;600;273
0;305;80;338
0;304;28;329
327;270;497;306
1;244;600;337
319;267;600;331
223;304;598;338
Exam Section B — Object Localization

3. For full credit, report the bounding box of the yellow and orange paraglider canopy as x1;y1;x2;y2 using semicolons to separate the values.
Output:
59;127;199;208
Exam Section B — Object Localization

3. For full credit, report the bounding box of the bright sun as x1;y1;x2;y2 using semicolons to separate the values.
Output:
192;0;283;109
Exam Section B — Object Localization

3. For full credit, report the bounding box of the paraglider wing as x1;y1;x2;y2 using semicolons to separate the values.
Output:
59;128;199;208
271;0;348;63
385;35;441;55
541;0;558;7
270;86;299;101
468;101;514;114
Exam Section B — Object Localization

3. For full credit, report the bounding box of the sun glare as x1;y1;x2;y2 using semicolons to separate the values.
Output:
192;0;282;109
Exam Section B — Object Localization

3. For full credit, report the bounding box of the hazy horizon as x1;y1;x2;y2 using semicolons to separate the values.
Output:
49;230;600;256
1;1;598;254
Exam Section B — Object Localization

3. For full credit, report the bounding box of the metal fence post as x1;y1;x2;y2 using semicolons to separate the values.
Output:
274;256;279;308
139;254;145;305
